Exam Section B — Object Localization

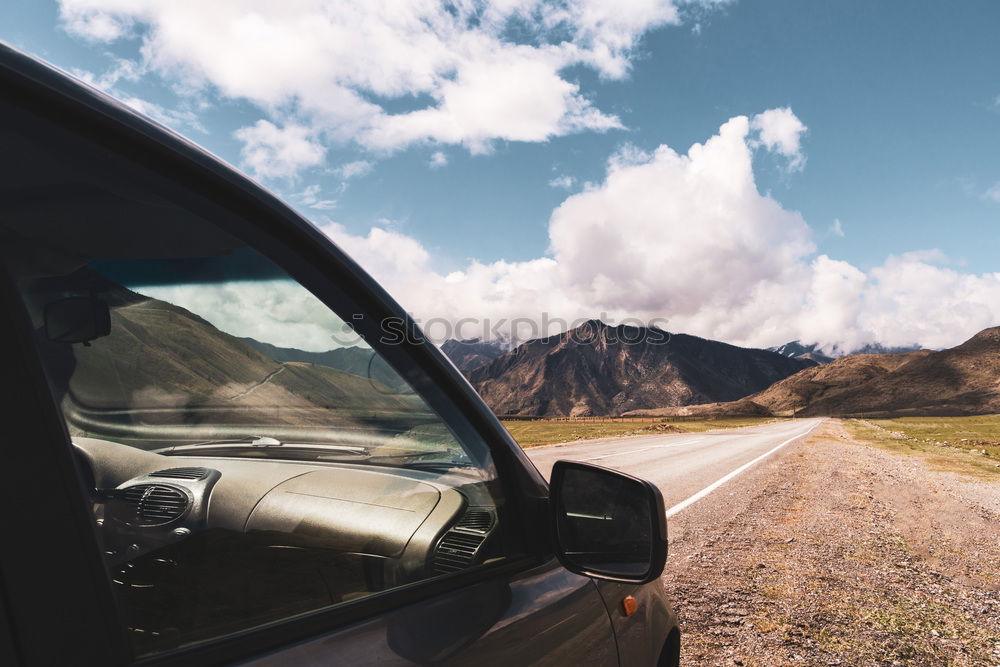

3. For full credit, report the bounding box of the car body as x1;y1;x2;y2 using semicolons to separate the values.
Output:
0;42;680;666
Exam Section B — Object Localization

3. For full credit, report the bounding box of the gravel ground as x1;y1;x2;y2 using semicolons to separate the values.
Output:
661;420;1000;666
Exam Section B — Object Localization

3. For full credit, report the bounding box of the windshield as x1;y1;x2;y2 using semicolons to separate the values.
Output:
19;249;472;468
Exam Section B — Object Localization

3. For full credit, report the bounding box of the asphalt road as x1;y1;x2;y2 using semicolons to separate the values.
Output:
524;418;825;516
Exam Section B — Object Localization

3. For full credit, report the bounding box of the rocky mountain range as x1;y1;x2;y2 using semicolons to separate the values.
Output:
464;320;815;417
636;327;1000;418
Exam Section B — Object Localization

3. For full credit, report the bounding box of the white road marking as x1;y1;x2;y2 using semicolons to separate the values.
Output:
577;438;703;462
664;420;823;518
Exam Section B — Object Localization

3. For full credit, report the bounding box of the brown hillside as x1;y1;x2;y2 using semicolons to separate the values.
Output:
642;326;1000;418
748;351;929;415
797;326;1000;416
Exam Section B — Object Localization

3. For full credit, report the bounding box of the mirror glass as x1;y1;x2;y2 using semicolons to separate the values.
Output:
552;462;659;579
45;296;111;344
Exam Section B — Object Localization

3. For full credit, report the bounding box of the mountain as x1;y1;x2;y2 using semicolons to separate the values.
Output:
743;351;930;416
791;327;1000;417
767;341;836;365
239;337;410;392
467;320;815;417
672;326;1000;418
440;338;507;374
768;340;923;365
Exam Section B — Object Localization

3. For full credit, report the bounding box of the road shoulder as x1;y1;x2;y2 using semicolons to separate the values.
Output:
662;419;1000;665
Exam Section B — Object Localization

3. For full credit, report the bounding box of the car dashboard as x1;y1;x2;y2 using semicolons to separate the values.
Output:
72;437;502;653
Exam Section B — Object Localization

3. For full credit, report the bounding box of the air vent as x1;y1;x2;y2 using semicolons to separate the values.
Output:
455;510;494;533
149;467;212;480
433;532;485;573
432;508;495;574
120;484;189;526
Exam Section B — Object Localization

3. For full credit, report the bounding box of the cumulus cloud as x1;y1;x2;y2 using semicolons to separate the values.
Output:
750;107;808;171
57;0;715;169
829;218;845;237
548;175;576;189
233;120;325;180
315;111;1000;351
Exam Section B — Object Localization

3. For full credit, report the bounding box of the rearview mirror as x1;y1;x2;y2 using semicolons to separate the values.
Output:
45;296;111;344
550;460;667;584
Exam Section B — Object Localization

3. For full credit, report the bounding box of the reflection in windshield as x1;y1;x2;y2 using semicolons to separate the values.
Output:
25;256;471;466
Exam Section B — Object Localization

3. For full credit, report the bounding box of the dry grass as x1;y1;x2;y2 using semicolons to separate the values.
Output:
500;416;783;447
843;416;1000;480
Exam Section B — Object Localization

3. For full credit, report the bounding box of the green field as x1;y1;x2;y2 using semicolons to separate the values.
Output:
500;416;783;447
843;415;1000;479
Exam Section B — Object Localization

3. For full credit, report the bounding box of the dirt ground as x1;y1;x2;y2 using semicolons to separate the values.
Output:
661;420;1000;666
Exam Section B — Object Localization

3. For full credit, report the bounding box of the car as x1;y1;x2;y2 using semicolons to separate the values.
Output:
0;42;680;666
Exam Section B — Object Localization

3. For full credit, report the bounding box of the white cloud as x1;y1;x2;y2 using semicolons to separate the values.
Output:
429;151;448;169
233;120;325;180
72;60;207;133
830;218;845;237
117;95;207;134
750;107;808;171
548;175;576;189
294;184;338;211
57;0;715;170
335;160;373;180
60;2;133;41
313;110;1000;351
983;181;1000;203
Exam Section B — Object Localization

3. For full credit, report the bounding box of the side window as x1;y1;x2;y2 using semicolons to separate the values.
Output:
2;100;516;658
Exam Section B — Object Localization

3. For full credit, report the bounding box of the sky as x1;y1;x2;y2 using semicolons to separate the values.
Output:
3;0;1000;352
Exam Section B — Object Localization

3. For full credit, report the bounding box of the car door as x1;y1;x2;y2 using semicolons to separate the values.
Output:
0;42;622;666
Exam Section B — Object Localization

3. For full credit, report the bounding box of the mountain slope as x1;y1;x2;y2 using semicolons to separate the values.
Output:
794;327;1000;416
441;338;507;374
63;286;421;438
238;337;410;392
468;320;815;417
746;351;930;415
674;326;999;417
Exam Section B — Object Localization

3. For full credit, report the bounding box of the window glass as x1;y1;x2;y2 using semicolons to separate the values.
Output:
2;100;512;657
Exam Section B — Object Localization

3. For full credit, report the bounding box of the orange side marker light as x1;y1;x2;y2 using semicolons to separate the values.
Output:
622;595;639;617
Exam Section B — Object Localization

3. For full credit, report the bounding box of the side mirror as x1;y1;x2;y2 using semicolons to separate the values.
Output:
550;460;667;584
45;296;111;344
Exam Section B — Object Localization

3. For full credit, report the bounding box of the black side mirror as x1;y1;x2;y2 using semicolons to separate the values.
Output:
550;460;667;584
45;296;111;344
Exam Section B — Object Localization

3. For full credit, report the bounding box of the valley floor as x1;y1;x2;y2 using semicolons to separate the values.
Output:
662;420;1000;666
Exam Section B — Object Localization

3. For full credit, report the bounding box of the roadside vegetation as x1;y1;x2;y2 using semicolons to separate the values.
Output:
843;415;1000;480
500;416;783;447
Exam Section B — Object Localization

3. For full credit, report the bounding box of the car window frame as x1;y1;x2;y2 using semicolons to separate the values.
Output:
0;44;552;666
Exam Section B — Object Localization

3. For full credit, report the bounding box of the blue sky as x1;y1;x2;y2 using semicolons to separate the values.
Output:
3;0;999;350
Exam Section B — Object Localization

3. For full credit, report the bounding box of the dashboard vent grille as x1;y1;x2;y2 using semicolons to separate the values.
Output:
120;485;189;526
432;508;495;574
149;467;211;480
433;532;485;573
455;510;493;533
